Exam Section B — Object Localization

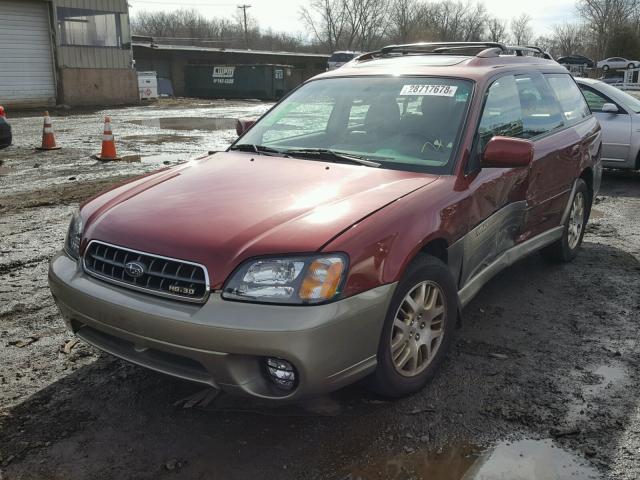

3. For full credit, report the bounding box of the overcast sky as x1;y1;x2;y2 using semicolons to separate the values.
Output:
128;0;578;38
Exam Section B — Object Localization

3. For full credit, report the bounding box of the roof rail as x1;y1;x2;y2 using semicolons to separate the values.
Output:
507;45;554;60
355;41;554;62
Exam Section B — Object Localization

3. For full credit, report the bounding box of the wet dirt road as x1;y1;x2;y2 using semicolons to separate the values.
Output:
1;100;639;480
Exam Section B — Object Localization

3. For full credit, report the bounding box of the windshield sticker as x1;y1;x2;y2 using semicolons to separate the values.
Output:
400;85;458;97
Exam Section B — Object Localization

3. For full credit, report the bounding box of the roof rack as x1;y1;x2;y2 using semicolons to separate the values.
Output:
356;42;553;62
507;45;554;60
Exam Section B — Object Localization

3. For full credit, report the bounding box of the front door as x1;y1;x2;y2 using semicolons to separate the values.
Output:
459;74;530;286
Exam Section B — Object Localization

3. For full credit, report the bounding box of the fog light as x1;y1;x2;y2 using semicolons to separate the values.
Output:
265;357;297;390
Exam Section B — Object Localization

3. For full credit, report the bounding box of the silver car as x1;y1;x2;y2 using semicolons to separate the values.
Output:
577;78;640;170
596;57;640;71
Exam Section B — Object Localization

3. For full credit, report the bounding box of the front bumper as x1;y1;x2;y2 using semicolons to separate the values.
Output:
49;252;396;400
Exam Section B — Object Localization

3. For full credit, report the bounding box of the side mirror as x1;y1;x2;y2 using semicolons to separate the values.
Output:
481;136;534;168
601;103;619;113
236;118;257;136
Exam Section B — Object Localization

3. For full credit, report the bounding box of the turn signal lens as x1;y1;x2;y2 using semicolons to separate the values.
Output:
299;257;345;301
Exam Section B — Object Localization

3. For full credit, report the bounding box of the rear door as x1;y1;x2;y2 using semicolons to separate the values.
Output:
579;84;631;163
515;72;577;238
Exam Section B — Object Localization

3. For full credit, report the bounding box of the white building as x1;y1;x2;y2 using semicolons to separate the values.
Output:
0;0;138;108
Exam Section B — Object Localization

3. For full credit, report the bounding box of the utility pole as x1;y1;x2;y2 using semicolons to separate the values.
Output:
237;4;251;49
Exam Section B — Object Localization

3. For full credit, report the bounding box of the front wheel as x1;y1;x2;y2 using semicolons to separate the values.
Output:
603;65;610;71
541;179;589;263
367;255;457;397
629;63;637;69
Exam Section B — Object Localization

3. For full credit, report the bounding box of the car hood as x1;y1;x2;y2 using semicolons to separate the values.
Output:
82;152;437;288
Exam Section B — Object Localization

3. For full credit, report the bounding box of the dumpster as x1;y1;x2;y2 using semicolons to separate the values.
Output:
185;64;295;100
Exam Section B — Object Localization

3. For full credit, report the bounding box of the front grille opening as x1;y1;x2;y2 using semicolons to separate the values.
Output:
77;325;211;383
83;241;209;303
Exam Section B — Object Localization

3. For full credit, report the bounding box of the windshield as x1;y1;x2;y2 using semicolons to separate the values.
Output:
234;77;473;173
595;81;640;113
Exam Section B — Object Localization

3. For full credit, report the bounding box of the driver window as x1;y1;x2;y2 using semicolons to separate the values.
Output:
477;75;523;152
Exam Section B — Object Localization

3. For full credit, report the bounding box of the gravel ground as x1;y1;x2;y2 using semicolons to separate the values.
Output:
0;99;639;480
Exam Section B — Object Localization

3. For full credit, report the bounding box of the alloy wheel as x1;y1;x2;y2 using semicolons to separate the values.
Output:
390;281;446;377
568;191;585;250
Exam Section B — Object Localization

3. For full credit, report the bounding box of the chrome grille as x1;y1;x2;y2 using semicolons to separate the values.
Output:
83;241;209;303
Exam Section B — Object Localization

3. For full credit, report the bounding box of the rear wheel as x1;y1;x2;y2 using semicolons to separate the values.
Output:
368;255;457;397
603;65;610;71
541;179;589;262
629;63;636;69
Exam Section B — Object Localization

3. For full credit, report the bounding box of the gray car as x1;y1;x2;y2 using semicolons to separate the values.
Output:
596;57;640;71
577;78;640;170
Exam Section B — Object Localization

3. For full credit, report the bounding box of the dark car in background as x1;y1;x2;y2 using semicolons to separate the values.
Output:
557;55;595;68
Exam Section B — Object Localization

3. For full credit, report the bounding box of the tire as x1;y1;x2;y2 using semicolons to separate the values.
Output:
603;65;609;71
629;63;636;69
367;254;458;398
540;179;590;263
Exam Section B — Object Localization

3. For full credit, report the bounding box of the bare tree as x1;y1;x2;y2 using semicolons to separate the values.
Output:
345;0;390;50
300;0;348;51
463;2;489;41
389;0;428;43
425;1;489;43
511;13;533;45
486;17;508;43
132;8;318;51
550;23;585;56
301;0;391;51
577;0;639;58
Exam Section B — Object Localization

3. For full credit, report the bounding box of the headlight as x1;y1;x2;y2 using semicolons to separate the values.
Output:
64;210;83;260
222;254;347;305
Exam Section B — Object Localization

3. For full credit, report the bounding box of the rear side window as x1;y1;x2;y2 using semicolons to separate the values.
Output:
514;73;564;138
477;73;564;152
546;74;591;125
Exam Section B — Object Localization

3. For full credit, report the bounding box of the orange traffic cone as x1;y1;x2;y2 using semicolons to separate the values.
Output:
36;111;61;151
94;116;121;161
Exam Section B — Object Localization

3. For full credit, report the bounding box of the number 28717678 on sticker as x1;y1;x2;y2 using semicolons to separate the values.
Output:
400;84;458;96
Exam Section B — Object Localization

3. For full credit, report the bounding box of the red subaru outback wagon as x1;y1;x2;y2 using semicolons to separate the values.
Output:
49;43;602;399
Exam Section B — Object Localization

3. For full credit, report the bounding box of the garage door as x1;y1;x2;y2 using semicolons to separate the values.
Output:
0;0;56;107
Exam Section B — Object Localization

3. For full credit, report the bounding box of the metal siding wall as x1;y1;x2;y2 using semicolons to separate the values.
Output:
0;0;57;105
53;0;132;69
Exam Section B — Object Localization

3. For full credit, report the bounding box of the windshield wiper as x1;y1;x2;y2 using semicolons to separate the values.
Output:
229;144;288;156
284;148;381;168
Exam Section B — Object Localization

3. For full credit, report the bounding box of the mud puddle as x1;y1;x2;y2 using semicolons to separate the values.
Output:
346;439;601;480
565;362;628;425
586;365;628;394
122;134;201;144
127;117;237;131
